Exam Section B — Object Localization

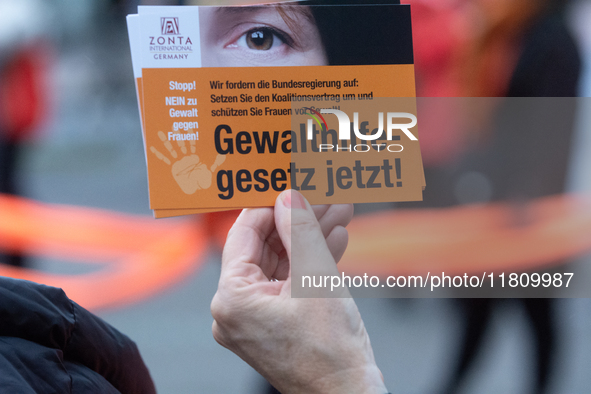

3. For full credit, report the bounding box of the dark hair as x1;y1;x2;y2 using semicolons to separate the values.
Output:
305;0;413;66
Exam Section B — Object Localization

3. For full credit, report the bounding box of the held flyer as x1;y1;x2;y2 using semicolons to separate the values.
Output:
127;3;424;217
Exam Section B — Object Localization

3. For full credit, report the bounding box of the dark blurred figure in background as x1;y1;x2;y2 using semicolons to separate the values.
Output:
409;0;581;393
0;0;51;267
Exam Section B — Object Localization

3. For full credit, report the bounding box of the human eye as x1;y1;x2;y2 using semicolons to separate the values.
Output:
235;26;290;50
225;25;295;53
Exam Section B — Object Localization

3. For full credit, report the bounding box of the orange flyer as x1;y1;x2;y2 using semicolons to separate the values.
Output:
127;3;424;217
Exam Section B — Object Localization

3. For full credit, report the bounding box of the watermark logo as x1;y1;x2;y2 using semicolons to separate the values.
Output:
161;17;180;35
307;108;418;142
303;107;328;132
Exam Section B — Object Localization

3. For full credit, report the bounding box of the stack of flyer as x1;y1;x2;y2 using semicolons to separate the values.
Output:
127;2;424;218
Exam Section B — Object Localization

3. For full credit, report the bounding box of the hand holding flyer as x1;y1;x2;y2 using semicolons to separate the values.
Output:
127;3;424;217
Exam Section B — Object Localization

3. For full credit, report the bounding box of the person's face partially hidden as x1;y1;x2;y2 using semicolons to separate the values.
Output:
199;6;328;67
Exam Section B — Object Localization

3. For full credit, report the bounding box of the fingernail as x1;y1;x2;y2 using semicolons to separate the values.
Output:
282;190;306;209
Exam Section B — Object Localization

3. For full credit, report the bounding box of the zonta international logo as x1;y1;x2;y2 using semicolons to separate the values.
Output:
303;107;417;153
161;17;180;35
149;17;193;60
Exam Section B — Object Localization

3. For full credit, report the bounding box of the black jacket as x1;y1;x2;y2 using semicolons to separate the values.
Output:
0;277;156;393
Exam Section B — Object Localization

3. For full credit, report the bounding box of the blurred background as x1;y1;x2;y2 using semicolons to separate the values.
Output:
1;0;591;393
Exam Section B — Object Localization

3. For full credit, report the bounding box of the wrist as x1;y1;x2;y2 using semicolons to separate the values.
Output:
304;364;389;394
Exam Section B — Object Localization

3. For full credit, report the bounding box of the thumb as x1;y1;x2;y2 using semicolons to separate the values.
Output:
275;190;345;297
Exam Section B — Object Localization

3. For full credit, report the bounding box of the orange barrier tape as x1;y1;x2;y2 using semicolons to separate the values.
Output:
0;195;189;258
3;193;591;307
340;194;591;276
0;194;207;310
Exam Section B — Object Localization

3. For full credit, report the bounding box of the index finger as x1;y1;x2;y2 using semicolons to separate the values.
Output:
220;207;276;283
